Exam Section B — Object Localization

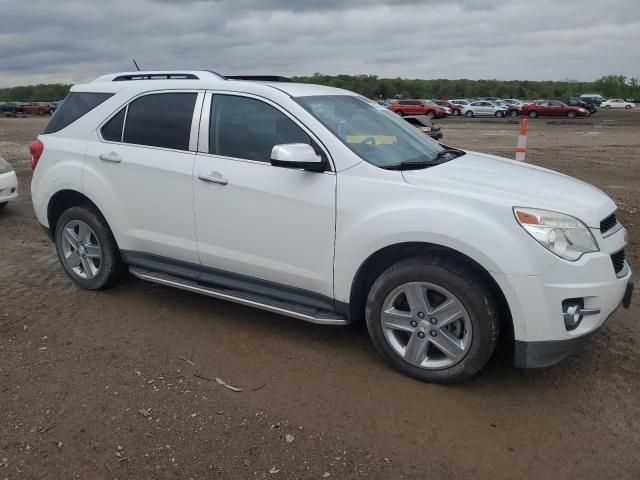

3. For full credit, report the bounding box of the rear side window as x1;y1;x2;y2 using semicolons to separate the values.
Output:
123;93;197;151
101;108;126;142
44;92;113;134
209;95;310;162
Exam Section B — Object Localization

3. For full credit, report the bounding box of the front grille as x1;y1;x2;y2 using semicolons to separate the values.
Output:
611;249;626;275
600;212;617;234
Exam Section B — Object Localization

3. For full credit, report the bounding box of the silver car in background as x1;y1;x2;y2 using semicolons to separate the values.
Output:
461;101;509;117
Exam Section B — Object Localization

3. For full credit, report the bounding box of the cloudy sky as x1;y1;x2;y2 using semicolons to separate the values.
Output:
0;0;638;87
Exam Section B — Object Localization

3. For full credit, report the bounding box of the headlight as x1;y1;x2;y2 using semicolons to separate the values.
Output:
0;157;13;175
514;207;598;261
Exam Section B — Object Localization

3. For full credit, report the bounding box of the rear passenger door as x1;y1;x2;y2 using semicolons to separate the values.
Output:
192;92;336;301
84;90;203;264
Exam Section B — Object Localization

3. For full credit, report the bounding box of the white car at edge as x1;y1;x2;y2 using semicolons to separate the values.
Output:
461;100;509;117
0;156;18;208
29;71;633;383
600;99;635;109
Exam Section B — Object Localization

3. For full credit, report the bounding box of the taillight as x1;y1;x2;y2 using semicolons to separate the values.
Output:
29;139;44;170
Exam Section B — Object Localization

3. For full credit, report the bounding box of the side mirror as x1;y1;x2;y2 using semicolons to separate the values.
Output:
270;143;325;172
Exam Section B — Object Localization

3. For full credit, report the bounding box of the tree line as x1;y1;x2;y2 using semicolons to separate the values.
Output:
1;74;638;102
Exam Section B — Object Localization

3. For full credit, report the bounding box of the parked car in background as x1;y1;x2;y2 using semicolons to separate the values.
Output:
0;102;24;117
49;101;63;112
600;99;635;109
422;100;450;115
554;97;598;115
376;99;395;108
449;99;471;108
402;115;443;140
493;100;521;117
521;100;590;118
23;102;52;115
390;99;447;118
433;100;463;116
461;101;508;117
502;99;529;106
0;156;18;209
579;94;605;106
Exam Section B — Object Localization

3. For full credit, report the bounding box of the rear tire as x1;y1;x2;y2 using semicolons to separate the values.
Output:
365;256;499;383
625;105;632;110
453;110;460;116
426;111;435;119
528;110;538;118
54;206;124;290
510;109;519;117
0;201;7;209
605;105;611;109
495;110;504;118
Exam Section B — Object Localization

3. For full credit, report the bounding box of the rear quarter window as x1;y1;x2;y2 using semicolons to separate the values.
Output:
44;92;114;134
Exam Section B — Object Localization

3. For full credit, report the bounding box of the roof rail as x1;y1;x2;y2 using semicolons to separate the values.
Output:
92;70;225;83
225;75;294;83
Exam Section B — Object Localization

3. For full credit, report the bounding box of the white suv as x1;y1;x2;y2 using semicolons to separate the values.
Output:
30;71;633;383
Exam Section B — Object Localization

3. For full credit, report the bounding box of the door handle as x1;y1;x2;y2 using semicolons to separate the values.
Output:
198;172;228;185
99;152;121;163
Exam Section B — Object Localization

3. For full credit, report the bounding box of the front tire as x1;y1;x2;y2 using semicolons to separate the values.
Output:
54;206;124;290
426;111;435;119
0;201;7;209
365;256;499;383
495;110;505;118
528;110;538;118
605;105;611;109
465;110;474;118
567;110;577;118
510;109;519;117
625;105;632;109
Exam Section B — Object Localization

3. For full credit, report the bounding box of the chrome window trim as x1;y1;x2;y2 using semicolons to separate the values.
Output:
189;92;205;152
202;90;335;172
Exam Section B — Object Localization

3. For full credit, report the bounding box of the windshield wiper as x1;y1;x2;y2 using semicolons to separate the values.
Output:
382;148;466;170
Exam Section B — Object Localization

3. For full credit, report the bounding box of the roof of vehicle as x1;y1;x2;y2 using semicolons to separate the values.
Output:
73;70;354;98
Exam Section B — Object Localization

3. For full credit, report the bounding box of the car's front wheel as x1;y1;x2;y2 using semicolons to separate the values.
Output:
495;110;504;118
465;111;474;117
54;206;124;290
365;256;499;383
426;111;435;119
510;110;519;117
605;105;611;109
625;105;632;109
0;201;7;209
567;110;577;118
528;110;538;118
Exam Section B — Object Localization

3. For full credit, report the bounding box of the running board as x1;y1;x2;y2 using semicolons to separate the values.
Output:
129;267;349;326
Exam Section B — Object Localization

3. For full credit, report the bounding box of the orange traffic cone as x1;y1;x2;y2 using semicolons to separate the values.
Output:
515;118;528;162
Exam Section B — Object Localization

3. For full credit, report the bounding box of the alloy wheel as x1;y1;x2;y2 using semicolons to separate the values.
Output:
60;220;103;280
380;282;473;369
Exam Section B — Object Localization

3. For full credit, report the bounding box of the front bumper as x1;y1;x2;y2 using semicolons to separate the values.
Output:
492;225;632;368
514;274;633;367
0;170;19;203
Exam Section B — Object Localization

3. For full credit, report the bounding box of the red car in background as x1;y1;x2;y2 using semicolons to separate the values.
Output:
433;100;463;116
22;102;51;115
520;100;589;119
390;99;447;119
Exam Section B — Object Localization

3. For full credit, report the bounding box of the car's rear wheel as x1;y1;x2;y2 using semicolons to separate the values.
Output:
528;110;538;118
605;105;611;109
465;111;474;117
54;206;124;290
510;110;519;117
453;110;460;116
426;111;435;119
567;110;577;118
365;256;499;383
0;202;7;209
625;105;632;109
495;110;504;118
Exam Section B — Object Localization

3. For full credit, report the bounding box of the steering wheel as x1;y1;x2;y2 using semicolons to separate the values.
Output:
360;136;376;145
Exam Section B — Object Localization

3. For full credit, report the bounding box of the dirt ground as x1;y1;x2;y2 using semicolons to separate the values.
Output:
1;111;639;479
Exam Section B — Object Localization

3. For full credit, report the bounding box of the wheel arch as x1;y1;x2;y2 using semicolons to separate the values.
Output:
47;189;114;243
347;242;514;340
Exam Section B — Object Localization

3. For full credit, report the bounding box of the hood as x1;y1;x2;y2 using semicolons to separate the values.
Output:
402;151;615;228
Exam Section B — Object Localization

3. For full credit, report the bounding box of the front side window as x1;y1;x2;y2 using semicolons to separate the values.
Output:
209;95;311;162
295;95;444;169
123;93;197;151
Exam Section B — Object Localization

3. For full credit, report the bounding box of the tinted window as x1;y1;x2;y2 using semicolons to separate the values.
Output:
101;108;126;142
123;93;197;151
44;92;113;134
210;95;311;162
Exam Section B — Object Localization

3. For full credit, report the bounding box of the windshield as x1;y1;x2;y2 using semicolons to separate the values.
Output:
295;95;445;168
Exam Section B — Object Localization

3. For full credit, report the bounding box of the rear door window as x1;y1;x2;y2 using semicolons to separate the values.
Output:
101;108;126;142
123;93;197;151
44;92;114;134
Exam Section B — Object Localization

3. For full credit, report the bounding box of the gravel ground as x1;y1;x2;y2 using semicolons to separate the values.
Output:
1;110;639;479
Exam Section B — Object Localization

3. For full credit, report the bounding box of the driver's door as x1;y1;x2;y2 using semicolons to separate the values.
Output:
192;93;336;300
